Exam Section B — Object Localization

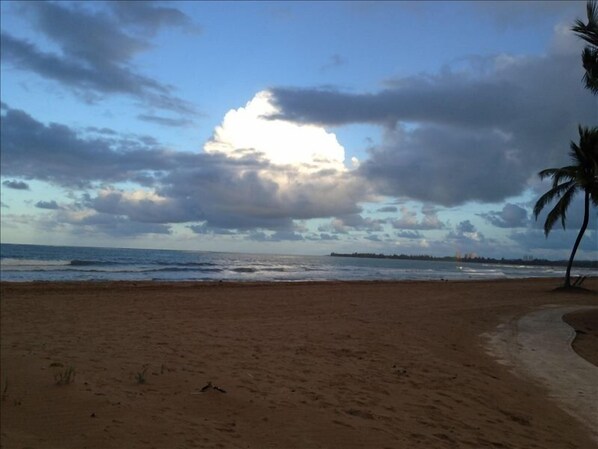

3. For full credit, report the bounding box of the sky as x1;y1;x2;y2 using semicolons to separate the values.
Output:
1;1;596;259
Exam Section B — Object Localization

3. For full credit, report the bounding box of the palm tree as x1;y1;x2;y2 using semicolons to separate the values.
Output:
533;126;598;288
572;0;598;94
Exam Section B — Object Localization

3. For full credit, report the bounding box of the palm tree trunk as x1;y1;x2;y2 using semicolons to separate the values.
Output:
564;190;590;287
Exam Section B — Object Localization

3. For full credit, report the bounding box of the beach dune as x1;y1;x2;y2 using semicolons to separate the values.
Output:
1;279;596;448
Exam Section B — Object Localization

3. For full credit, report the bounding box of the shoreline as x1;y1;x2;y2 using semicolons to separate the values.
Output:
2;278;597;448
1;275;594;284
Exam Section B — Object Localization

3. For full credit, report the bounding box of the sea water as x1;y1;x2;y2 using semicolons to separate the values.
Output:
0;243;595;282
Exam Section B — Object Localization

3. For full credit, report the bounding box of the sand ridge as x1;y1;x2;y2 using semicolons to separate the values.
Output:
1;279;597;448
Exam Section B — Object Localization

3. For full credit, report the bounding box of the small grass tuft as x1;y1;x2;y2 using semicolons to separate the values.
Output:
55;366;76;385
1;377;8;401
136;365;149;384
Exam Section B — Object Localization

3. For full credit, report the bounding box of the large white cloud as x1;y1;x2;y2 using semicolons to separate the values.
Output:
174;90;371;230
204;90;346;171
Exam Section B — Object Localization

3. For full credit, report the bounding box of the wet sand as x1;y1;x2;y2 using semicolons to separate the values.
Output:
1;279;597;449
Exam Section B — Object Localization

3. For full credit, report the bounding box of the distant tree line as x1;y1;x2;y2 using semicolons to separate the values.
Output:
329;252;598;269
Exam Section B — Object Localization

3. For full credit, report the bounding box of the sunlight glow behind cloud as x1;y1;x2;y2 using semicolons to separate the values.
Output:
204;91;346;172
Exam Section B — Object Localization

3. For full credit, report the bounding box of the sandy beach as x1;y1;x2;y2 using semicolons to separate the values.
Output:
1;278;596;449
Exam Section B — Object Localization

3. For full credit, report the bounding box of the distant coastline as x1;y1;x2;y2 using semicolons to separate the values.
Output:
330;252;598;269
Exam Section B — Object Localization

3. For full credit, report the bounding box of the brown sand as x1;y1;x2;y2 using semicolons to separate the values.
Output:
563;308;598;367
1;278;597;449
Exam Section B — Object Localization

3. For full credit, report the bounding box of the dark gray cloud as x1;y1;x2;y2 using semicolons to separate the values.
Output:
396;230;423;239
363;124;526;205
2;179;30;190
321;214;385;234
509;229;596;256
456;220;476;234
390;205;445;230
108;1;200;35
87;189;195;223
270;75;519;128
0;106;198;186
159;157;366;231
188;224;237;236
137;114;194;128
60;211;172;237
35;200;60;210
309;233;339;241
2;2;196;115
480;203;529;228
269;41;594;205
442;220;502;257
248;230;304;242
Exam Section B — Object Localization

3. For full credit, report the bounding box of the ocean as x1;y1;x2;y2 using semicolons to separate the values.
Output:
1;243;595;283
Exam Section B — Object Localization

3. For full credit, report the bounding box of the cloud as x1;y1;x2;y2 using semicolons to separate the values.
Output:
470;1;581;31
445;220;488;247
87;188;194;223
509;228;597;256
456;220;476;234
35;200;60;210
248;230;304;242
2;179;30;190
57;210;172;237
365;234;382;242
2;2;196;115
321;54;346;71
268;33;594;206
364;124;529;205
108;1;200;35
0;106;196;186
309;233;339;241
188;224;237;235
1;95;372;233
390;206;445;230
205;91;346;170
377;206;398;213
179;91;371;229
396;230;423;239
479;203;529;228
137;114;194;127
321;214;385;234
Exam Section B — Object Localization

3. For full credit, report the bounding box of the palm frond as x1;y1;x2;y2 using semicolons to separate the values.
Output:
572;0;598;46
551;166;578;189
581;47;598;93
535;121;597;241
542;184;578;236
571;126;598;188
538;168;562;180
533;180;576;219
537;167;576;191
